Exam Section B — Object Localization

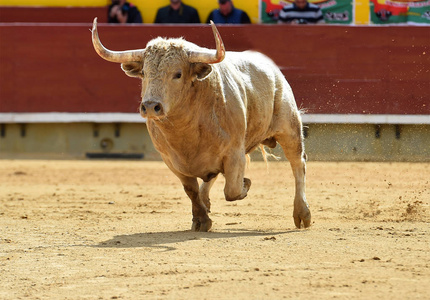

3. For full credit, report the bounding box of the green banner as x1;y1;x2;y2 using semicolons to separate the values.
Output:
261;0;353;24
370;0;430;24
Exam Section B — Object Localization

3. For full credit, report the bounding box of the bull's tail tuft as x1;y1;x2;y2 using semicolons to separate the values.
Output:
260;145;280;166
246;154;251;168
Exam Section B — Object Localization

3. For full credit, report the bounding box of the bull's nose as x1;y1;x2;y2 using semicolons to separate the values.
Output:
140;101;164;118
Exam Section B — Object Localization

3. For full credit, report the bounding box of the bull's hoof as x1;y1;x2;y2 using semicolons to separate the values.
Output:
243;177;251;191
293;209;311;229
225;178;252;202
191;218;212;232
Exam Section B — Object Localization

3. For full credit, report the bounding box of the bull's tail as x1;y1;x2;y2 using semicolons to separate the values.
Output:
246;145;280;170
259;144;280;165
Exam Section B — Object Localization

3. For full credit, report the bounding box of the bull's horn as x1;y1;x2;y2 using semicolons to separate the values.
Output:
188;21;225;64
91;17;144;63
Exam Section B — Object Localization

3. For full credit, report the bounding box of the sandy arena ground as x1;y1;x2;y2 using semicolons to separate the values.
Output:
0;160;429;299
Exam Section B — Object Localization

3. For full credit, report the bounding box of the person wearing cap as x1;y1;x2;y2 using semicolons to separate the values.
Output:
154;0;201;23
206;0;251;24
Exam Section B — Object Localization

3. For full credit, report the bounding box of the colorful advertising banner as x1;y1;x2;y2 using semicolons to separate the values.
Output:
261;0;354;24
370;0;430;24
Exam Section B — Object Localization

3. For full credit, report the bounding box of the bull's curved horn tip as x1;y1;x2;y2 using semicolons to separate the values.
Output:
92;17;98;31
209;20;216;29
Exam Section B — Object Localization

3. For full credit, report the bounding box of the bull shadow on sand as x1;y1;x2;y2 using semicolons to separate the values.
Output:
95;229;299;251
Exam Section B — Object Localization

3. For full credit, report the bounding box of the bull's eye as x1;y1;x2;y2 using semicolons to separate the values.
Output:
174;71;182;79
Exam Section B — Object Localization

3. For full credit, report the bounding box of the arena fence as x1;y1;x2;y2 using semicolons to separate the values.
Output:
0;23;428;161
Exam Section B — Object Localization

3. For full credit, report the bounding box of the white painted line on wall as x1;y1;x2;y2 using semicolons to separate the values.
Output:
0;113;429;125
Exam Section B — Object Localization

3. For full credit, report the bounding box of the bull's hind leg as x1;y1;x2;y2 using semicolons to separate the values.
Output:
275;115;311;228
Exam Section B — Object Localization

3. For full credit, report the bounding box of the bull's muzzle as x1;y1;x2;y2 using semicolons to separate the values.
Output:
140;101;164;119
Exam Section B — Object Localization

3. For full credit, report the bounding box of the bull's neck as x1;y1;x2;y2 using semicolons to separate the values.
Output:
150;104;202;133
147;109;205;161
148;95;205;137
147;79;224;152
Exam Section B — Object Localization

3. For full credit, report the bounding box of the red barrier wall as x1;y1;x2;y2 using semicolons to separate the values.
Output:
0;23;429;115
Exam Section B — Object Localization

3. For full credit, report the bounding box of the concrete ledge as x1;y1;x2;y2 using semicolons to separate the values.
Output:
1;113;429;125
0;122;429;161
0;122;160;160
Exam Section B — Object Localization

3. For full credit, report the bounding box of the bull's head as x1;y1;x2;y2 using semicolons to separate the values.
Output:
91;18;225;120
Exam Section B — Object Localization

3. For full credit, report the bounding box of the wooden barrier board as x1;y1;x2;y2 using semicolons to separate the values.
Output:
0;23;429;116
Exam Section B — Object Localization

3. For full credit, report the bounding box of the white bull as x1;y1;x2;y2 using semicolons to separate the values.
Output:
92;18;311;231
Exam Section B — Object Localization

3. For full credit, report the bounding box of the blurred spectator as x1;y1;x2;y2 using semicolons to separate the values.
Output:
108;0;143;23
154;0;201;23
206;0;251;24
278;0;324;24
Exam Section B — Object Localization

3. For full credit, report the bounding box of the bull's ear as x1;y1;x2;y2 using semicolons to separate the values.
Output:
191;63;212;81
121;62;143;78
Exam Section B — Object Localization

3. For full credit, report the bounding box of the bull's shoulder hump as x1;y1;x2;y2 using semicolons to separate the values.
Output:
225;50;275;66
226;50;270;58
222;51;278;75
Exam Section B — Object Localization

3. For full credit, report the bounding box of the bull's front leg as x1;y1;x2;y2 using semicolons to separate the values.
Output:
223;151;251;201
199;175;218;213
181;176;212;232
162;157;212;232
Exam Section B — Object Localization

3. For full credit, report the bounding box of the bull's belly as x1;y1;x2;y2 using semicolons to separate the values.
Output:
244;104;276;153
244;126;275;154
